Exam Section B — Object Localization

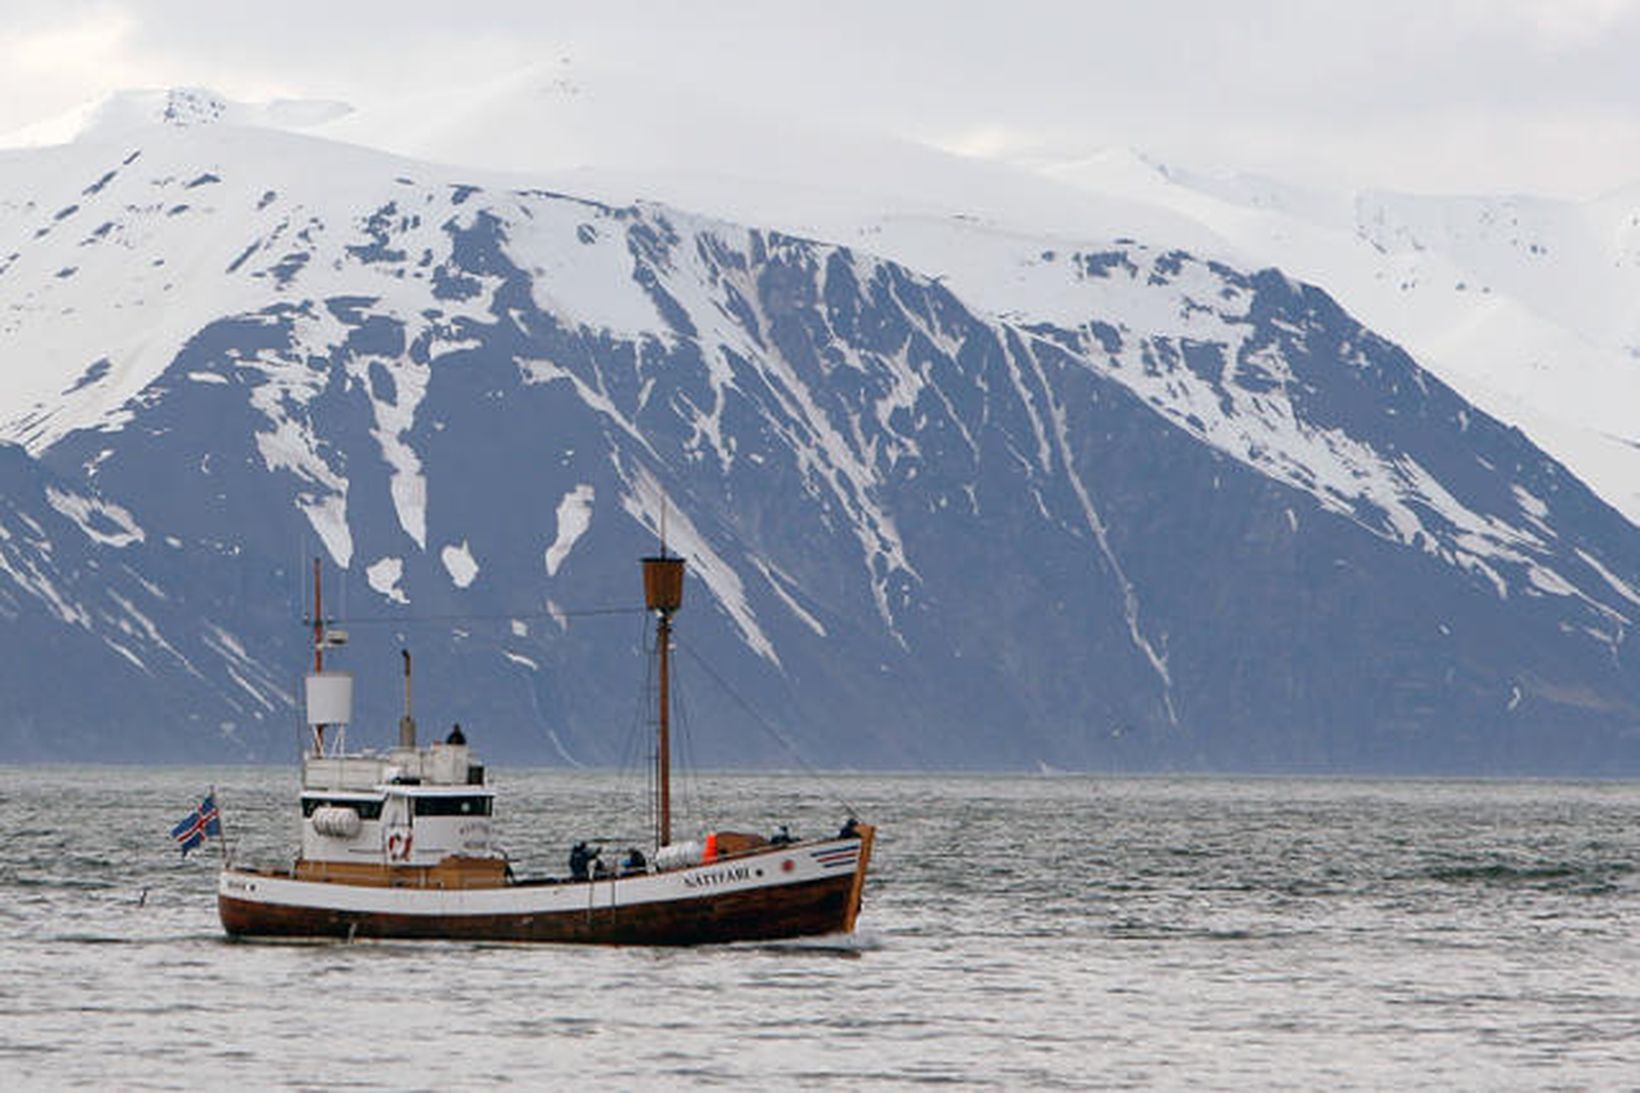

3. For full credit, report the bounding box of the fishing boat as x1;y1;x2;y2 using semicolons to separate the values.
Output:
217;551;874;945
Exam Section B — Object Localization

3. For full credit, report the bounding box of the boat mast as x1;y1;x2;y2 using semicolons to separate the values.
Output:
642;532;685;848
311;559;325;754
303;560;353;759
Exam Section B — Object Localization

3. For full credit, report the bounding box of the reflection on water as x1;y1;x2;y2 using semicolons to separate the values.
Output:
4;767;1640;1088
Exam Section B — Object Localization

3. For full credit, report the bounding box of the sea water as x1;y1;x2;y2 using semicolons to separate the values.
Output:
3;767;1640;1089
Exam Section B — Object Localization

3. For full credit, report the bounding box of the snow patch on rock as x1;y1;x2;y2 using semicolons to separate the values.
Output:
44;487;144;548
441;540;479;588
545;484;594;577
366;556;409;604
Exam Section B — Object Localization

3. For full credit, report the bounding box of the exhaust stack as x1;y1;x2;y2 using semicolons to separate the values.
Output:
399;648;417;748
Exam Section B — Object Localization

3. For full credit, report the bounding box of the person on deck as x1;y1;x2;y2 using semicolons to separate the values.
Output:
569;841;595;881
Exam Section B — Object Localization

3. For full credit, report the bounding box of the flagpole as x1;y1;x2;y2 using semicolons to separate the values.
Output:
211;784;233;867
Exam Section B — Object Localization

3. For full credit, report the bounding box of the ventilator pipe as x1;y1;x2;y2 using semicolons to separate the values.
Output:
399;648;417;748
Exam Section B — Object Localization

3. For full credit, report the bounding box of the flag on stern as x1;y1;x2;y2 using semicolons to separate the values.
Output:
170;794;221;857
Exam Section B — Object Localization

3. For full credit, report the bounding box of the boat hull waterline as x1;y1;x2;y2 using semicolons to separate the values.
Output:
218;830;874;946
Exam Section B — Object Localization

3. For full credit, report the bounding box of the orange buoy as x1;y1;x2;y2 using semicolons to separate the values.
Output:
703;832;718;862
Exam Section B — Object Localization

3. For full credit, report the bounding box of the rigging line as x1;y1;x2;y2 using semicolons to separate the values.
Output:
673;639;860;820
616;609;656;834
670;654;714;832
611;607;660;843
325;606;648;626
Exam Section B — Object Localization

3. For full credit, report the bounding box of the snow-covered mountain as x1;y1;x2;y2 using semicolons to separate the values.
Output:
1038;152;1640;529
270;63;1640;531
1;87;1638;771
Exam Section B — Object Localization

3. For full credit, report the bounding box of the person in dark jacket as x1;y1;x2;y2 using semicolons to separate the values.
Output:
569;841;596;881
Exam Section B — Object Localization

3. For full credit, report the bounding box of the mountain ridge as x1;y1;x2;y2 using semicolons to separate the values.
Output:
0;92;1637;771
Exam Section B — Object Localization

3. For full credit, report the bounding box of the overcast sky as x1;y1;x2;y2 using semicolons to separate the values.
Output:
3;0;1639;198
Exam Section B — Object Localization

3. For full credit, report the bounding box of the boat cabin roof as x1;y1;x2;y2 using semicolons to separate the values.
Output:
300;784;494;799
302;741;484;793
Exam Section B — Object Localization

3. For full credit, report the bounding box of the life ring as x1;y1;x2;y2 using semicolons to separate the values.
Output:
387;831;413;861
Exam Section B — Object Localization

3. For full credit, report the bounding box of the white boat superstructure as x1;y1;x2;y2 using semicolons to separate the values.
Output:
299;745;496;870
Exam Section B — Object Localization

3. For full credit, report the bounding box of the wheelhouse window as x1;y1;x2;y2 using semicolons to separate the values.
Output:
301;797;383;820
412;795;493;817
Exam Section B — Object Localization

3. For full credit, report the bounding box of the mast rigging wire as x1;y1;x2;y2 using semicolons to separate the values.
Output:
322;605;647;627
674;638;860;820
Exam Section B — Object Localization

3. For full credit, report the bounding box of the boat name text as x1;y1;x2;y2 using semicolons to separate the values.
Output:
683;864;752;890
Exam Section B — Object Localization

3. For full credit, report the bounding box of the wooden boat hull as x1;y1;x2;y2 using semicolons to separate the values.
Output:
218;829;873;946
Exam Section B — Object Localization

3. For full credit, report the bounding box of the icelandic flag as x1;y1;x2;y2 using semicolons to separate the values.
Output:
171;794;221;857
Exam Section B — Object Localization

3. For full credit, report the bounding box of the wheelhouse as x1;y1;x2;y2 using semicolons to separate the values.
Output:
298;742;499;867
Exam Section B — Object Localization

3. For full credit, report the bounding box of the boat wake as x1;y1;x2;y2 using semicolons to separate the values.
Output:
745;928;884;956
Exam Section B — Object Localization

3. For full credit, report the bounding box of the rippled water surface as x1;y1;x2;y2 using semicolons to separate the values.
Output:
5;767;1640;1088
